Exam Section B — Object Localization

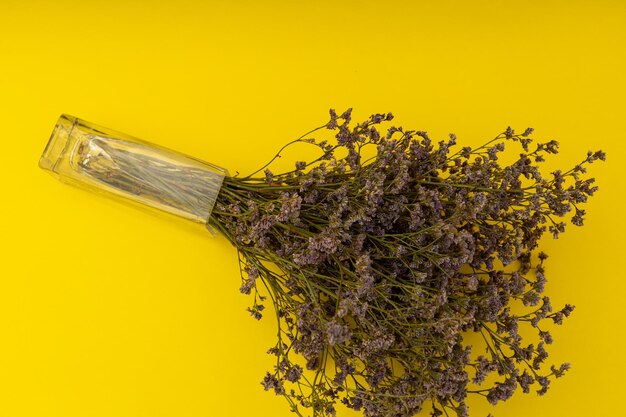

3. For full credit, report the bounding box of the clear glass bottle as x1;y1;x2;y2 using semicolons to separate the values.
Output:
39;114;228;228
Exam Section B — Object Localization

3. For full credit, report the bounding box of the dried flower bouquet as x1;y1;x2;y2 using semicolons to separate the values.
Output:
40;109;604;417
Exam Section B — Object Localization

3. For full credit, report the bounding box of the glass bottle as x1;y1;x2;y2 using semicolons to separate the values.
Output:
39;114;228;229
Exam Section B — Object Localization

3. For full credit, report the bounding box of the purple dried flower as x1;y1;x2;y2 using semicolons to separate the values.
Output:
295;160;307;171
325;321;351;346
518;369;535;393
327;109;339;130
486;374;518;405
285;364;303;382
536;376;550;396
262;372;284;395
562;304;576;317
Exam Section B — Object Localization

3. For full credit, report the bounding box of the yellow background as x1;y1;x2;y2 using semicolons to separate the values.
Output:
0;1;624;416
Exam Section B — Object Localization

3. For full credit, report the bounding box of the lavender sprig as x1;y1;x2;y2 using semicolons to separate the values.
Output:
209;110;604;417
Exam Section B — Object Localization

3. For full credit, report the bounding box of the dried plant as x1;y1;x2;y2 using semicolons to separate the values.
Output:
207;109;604;417
43;110;604;417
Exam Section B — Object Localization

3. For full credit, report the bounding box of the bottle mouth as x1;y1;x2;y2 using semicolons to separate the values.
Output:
39;114;78;175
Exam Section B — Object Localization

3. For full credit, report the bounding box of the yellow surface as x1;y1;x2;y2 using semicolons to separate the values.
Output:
0;1;624;416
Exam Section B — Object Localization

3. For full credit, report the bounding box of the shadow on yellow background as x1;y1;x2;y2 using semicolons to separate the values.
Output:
0;1;623;416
